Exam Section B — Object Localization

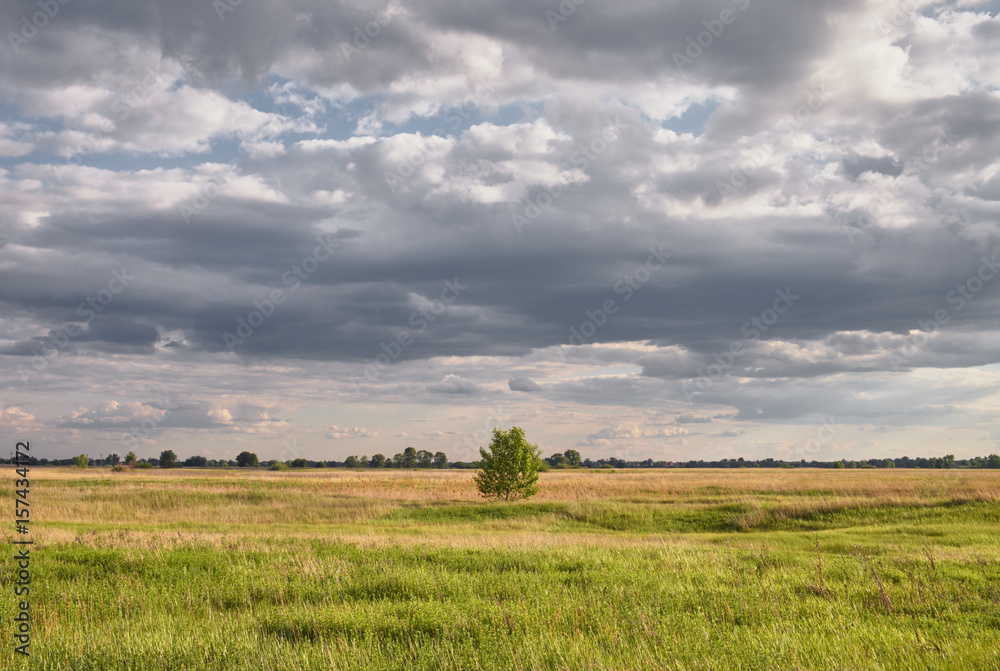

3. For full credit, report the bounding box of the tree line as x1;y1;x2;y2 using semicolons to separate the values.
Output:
6;449;1000;470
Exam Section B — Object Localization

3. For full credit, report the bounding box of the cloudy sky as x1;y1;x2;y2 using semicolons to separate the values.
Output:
2;0;1000;463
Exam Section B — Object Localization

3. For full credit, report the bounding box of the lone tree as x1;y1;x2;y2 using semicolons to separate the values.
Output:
159;450;178;469
474;426;541;501
125;451;137;466
74;454;89;469
236;451;259;467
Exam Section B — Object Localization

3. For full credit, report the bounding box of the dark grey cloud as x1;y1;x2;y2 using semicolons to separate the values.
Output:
508;377;542;392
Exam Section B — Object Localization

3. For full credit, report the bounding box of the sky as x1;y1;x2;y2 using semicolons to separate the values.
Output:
1;0;1000;464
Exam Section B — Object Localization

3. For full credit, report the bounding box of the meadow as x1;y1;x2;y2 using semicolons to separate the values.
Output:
1;467;998;670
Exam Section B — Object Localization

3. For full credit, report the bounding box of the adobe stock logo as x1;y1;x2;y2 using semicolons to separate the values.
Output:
682;287;799;400
7;0;71;55
351;279;467;389
18;268;135;385
673;0;750;70
557;246;671;361
223;234;342;352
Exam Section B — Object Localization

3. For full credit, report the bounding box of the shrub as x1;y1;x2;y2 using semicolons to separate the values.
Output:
269;462;289;471
111;465;125;472
134;462;154;470
474;426;542;501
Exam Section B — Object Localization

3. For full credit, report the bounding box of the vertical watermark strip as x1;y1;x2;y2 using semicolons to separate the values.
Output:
13;441;32;657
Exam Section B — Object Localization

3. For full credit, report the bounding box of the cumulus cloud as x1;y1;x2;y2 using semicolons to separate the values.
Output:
427;375;483;394
324;425;377;439
675;414;713;424
577;424;687;447
508;377;542;392
0;405;36;427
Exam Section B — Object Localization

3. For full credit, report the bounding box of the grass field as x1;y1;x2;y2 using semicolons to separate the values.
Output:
2;467;999;670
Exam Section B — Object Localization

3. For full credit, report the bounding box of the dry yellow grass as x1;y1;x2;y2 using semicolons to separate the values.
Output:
8;466;999;548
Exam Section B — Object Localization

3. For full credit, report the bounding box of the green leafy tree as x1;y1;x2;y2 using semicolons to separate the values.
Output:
74;454;89;469
474;426;541;501
417;449;434;468
125;451;137;466
433;451;449;469
159;450;178;468
344;456;361;468
371;454;386;468
547;453;569;468
563;449;581;467
107;453;120;466
402;447;417;468
236;451;259;467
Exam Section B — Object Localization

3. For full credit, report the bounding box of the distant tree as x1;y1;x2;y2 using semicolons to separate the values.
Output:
433;451;449;469
402;447;418;468
547;453;569;468
183;455;207;467
417;449;434;468
370;454;386;468
125;451;137;466
236;451;259;467
884;459;895;468
834;461;846;469
74;454;89;469
474;426;542;501
159;450;179;469
107;453;120;466
291;458;308;468
988;454;1000;469
564;449;581;467
269;461;289;471
344;456;361;468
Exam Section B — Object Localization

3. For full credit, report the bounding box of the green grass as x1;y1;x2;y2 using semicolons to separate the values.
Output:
2;468;999;670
